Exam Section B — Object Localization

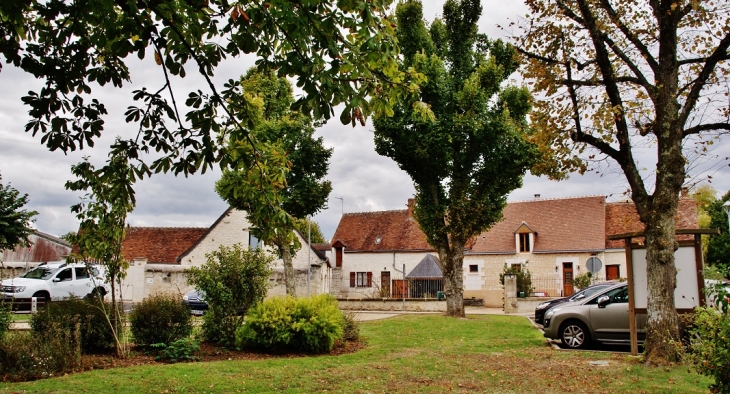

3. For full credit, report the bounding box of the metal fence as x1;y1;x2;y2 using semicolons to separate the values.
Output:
341;272;444;299
530;273;607;297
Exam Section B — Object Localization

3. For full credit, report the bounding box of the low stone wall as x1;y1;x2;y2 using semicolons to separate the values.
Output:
337;298;446;312
511;297;555;314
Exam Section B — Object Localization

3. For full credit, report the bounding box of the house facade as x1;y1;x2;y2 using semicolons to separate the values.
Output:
118;208;330;303
331;196;698;307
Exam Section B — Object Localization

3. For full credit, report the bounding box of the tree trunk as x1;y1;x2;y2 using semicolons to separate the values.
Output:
641;203;682;364
443;240;465;317
281;245;296;297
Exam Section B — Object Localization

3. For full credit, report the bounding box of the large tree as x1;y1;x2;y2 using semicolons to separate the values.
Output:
0;174;38;252
216;68;332;296
373;0;536;317
514;0;730;363
0;0;411;237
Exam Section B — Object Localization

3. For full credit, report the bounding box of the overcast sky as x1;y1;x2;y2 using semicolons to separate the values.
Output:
1;1;728;242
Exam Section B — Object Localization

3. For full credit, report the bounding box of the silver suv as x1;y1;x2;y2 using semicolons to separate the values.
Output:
542;282;646;349
1;262;109;308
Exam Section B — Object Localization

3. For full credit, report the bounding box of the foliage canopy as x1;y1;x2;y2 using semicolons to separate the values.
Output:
0;174;38;252
513;0;730;364
373;0;536;316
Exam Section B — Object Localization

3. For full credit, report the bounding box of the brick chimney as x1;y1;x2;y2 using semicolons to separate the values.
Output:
407;198;415;217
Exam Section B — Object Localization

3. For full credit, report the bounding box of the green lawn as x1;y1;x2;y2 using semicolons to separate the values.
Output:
0;314;711;393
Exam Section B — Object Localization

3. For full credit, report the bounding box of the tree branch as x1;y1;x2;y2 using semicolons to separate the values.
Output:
683;122;730;137
678;31;730;128
598;0;659;72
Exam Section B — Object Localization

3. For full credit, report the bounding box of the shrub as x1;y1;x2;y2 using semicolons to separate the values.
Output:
688;306;730;393
129;293;192;346
573;272;593;290
341;310;360;342
151;338;200;363
237;294;345;353
30;297;115;353
499;265;534;296
0;322;81;381
0;302;12;340
186;244;273;346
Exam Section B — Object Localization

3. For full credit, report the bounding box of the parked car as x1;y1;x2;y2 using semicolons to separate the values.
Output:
534;283;615;325
183;289;208;315
542;282;646;349
0;261;109;310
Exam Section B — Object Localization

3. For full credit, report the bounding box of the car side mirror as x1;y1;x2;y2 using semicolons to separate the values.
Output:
574;294;585;300
53;278;60;283
597;295;610;308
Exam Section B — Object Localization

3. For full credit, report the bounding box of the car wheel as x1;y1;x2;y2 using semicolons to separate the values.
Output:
86;287;106;300
31;291;50;307
560;320;590;349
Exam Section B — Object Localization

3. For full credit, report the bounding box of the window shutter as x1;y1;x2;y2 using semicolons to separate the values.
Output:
366;272;372;287
350;272;356;287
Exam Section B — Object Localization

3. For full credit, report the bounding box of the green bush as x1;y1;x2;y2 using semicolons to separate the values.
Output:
129;293;192;346
151;337;200;363
573;272;593;290
499;265;534;296
30;297;115;353
236;295;345;353
186;244;273;346
0;322;81;381
0;302;12;340
341;310;360;342
688;306;730;393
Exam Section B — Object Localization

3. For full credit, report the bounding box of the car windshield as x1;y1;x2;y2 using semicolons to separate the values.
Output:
20;266;59;280
569;284;611;301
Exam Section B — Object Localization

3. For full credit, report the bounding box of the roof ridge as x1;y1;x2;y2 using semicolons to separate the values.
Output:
508;195;606;203
342;208;408;216
128;226;209;230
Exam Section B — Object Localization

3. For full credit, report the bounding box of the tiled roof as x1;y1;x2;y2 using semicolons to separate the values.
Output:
331;209;433;252
122;227;208;263
406;254;443;278
469;196;607;253
605;198;698;248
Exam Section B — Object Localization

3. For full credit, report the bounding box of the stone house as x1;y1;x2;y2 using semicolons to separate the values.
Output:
118;207;330;303
331;196;698;307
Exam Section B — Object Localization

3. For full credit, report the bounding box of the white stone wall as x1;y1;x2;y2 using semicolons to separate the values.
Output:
337;251;437;298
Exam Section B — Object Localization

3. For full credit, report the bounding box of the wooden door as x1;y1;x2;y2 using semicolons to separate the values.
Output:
381;272;391;297
392;279;408;298
606;265;620;281
562;263;574;297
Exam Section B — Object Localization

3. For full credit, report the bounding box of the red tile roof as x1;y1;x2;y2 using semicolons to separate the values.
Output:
328;196;701;254
122;227;208;263
605;198;698;248
331;209;433;252
470;196;606;253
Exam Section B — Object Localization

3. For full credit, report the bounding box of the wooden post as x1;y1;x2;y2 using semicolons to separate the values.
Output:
624;237;638;356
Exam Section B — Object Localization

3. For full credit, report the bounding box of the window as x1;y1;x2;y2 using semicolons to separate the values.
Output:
74;267;89;280
519;233;530;252
349;272;372;287
606;265;620;280
469;265;478;273
249;233;262;250
56;268;73;282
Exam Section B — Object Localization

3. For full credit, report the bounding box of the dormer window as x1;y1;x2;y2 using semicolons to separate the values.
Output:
513;222;535;253
519;233;530;252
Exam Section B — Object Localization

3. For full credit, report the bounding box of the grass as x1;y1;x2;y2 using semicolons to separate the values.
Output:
0;314;711;393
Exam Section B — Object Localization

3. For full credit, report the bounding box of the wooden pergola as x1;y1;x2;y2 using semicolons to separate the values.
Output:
607;228;720;355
